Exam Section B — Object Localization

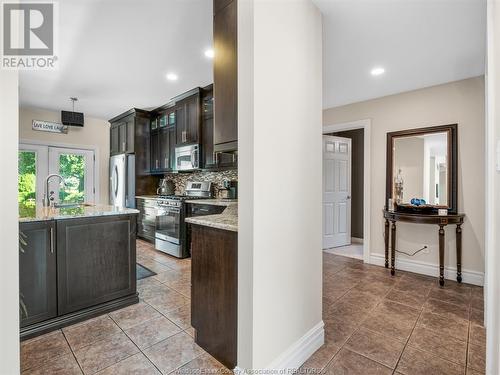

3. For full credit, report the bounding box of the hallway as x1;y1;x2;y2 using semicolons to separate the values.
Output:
301;252;485;374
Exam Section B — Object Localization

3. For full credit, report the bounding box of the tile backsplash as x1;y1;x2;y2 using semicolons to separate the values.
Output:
164;169;238;198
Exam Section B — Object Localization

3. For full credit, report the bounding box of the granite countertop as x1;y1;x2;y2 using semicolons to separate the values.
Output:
184;199;237;206
136;195;161;200
19;204;139;223
185;202;238;232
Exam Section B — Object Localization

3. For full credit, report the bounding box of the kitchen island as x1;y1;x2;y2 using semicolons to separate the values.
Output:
19;204;139;339
185;201;238;368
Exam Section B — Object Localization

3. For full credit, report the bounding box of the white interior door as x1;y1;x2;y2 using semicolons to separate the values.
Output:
48;147;96;204
323;135;352;249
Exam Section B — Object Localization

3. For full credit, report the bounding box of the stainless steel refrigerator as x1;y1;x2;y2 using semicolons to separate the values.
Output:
109;154;135;208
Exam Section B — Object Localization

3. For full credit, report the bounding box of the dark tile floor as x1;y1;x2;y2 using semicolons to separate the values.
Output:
20;240;229;375
20;242;486;374
301;252;486;375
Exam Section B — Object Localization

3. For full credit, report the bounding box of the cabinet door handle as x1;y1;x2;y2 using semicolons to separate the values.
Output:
50;227;54;254
214;152;219;165
182;131;187;143
122;141;126;152
156;160;159;169
164;157;168;168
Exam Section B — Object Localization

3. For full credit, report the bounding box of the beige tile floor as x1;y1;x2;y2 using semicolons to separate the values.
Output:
301;252;486;375
20;241;486;374
20;240;230;375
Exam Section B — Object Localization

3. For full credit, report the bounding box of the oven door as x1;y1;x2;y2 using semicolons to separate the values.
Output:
155;206;181;244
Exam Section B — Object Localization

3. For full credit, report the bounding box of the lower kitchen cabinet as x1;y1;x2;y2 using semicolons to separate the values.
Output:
19;220;57;328
57;215;137;315
191;224;237;369
19;214;138;340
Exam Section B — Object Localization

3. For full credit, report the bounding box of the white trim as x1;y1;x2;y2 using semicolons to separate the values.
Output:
264;321;324;370
485;2;498;373
19;139;100;204
323;119;371;264
351;237;364;244
370;253;484;286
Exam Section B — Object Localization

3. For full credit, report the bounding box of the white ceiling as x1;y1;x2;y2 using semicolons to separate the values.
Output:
20;0;487;119
313;0;487;109
19;0;213;120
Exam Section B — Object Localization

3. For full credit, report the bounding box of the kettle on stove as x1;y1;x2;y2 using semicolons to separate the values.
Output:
157;179;175;196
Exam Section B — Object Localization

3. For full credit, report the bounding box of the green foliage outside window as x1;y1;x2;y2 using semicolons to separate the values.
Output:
18;152;86;217
58;154;85;203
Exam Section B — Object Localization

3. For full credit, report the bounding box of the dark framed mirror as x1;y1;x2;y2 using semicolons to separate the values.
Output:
386;124;458;214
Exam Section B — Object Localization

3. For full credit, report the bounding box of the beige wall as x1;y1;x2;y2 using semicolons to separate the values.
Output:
324;76;485;278
19;107;110;204
238;0;323;369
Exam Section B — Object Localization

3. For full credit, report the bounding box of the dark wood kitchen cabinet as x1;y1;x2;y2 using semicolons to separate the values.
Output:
201;85;216;169
213;0;238;152
109;109;158;195
174;88;202;146
151;108;176;173
56;215;137;316
110;117;134;155
191;224;237;368
20;214;139;340
19;220;57;328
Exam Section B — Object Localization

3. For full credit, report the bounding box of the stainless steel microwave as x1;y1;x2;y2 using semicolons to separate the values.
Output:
175;144;199;171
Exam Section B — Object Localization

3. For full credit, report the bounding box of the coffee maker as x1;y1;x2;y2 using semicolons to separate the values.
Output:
221;180;238;199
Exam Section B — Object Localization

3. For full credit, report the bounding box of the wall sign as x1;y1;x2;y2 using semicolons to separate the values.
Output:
32;119;68;134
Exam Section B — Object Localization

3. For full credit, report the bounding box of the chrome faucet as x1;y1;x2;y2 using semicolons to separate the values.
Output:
43;174;65;207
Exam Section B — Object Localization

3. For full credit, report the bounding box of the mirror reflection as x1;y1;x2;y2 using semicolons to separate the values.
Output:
392;131;449;206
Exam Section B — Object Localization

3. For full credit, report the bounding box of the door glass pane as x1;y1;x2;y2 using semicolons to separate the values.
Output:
18;151;37;217
59;154;85;203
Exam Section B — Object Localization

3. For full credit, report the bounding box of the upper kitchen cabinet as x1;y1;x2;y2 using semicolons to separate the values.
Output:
213;0;238;153
173;88;202;146
201;84;216;168
150;105;177;174
109;108;152;178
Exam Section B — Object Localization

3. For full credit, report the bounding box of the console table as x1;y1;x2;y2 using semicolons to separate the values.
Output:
383;210;466;286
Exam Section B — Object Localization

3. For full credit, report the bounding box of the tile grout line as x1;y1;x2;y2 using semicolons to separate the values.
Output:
321;263;398;371
107;312;165;375
60;329;86;375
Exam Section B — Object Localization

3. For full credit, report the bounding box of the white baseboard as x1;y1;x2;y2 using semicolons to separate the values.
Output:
369;253;484;286
351;237;364;244
263;321;324;370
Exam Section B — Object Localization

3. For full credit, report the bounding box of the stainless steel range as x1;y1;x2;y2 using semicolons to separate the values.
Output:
153;181;212;258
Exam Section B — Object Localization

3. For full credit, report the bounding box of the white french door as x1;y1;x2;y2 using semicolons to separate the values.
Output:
323;135;352;249
18;144;96;208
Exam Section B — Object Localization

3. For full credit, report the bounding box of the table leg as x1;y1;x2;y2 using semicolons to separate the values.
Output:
391;221;396;276
456;224;462;283
439;225;445;286
384;219;389;268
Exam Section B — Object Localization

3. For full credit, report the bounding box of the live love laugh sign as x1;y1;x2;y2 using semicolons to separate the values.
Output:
32;120;68;134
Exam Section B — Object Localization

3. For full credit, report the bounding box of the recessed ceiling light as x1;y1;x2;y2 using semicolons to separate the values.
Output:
204;49;214;58
166;73;178;81
371;67;385;76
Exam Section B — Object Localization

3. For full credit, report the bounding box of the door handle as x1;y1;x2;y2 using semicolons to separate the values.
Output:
346;196;351;200
164;157;168;168
50;227;54;254
122;141;126;152
114;165;119;196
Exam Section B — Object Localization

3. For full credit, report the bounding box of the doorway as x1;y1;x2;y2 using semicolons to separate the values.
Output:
18;144;96;212
322;119;371;262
